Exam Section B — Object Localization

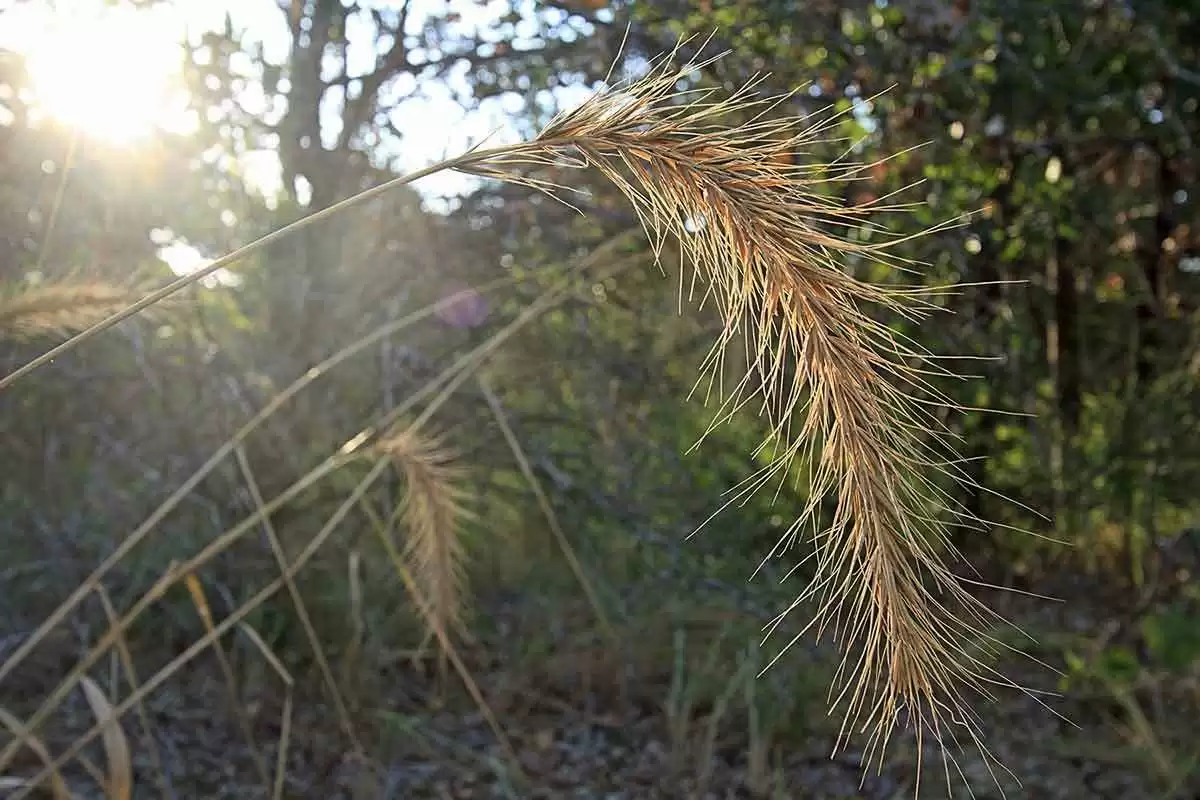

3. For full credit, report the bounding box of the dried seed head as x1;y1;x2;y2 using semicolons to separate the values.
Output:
376;429;470;638
0;282;150;342
521;41;1032;789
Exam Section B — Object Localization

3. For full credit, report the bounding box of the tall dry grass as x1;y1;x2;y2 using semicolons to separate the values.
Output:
0;38;1035;795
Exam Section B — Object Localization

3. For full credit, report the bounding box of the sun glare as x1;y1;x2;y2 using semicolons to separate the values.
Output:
14;3;196;144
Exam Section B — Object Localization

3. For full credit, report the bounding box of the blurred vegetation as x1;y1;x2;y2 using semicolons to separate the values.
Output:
1;0;1198;798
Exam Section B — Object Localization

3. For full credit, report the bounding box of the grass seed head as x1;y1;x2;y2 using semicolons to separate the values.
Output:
0;282;151;342
522;41;1027;786
376;429;470;639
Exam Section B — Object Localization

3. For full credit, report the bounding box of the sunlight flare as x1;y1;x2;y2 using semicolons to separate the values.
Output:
12;2;196;143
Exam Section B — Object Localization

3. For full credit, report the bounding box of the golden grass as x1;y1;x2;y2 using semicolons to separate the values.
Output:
77;677;132;800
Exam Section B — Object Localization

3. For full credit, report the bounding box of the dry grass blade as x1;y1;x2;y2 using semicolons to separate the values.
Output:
93;587;170;799
375;428;470;650
183;574;272;791
237;623;295;800
78;677;131;800
0;707;72;800
0;282;147;342
234;445;362;754
342;551;366;705
478;375;615;641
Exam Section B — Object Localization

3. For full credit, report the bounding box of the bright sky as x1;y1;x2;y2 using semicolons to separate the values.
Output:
0;0;606;277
